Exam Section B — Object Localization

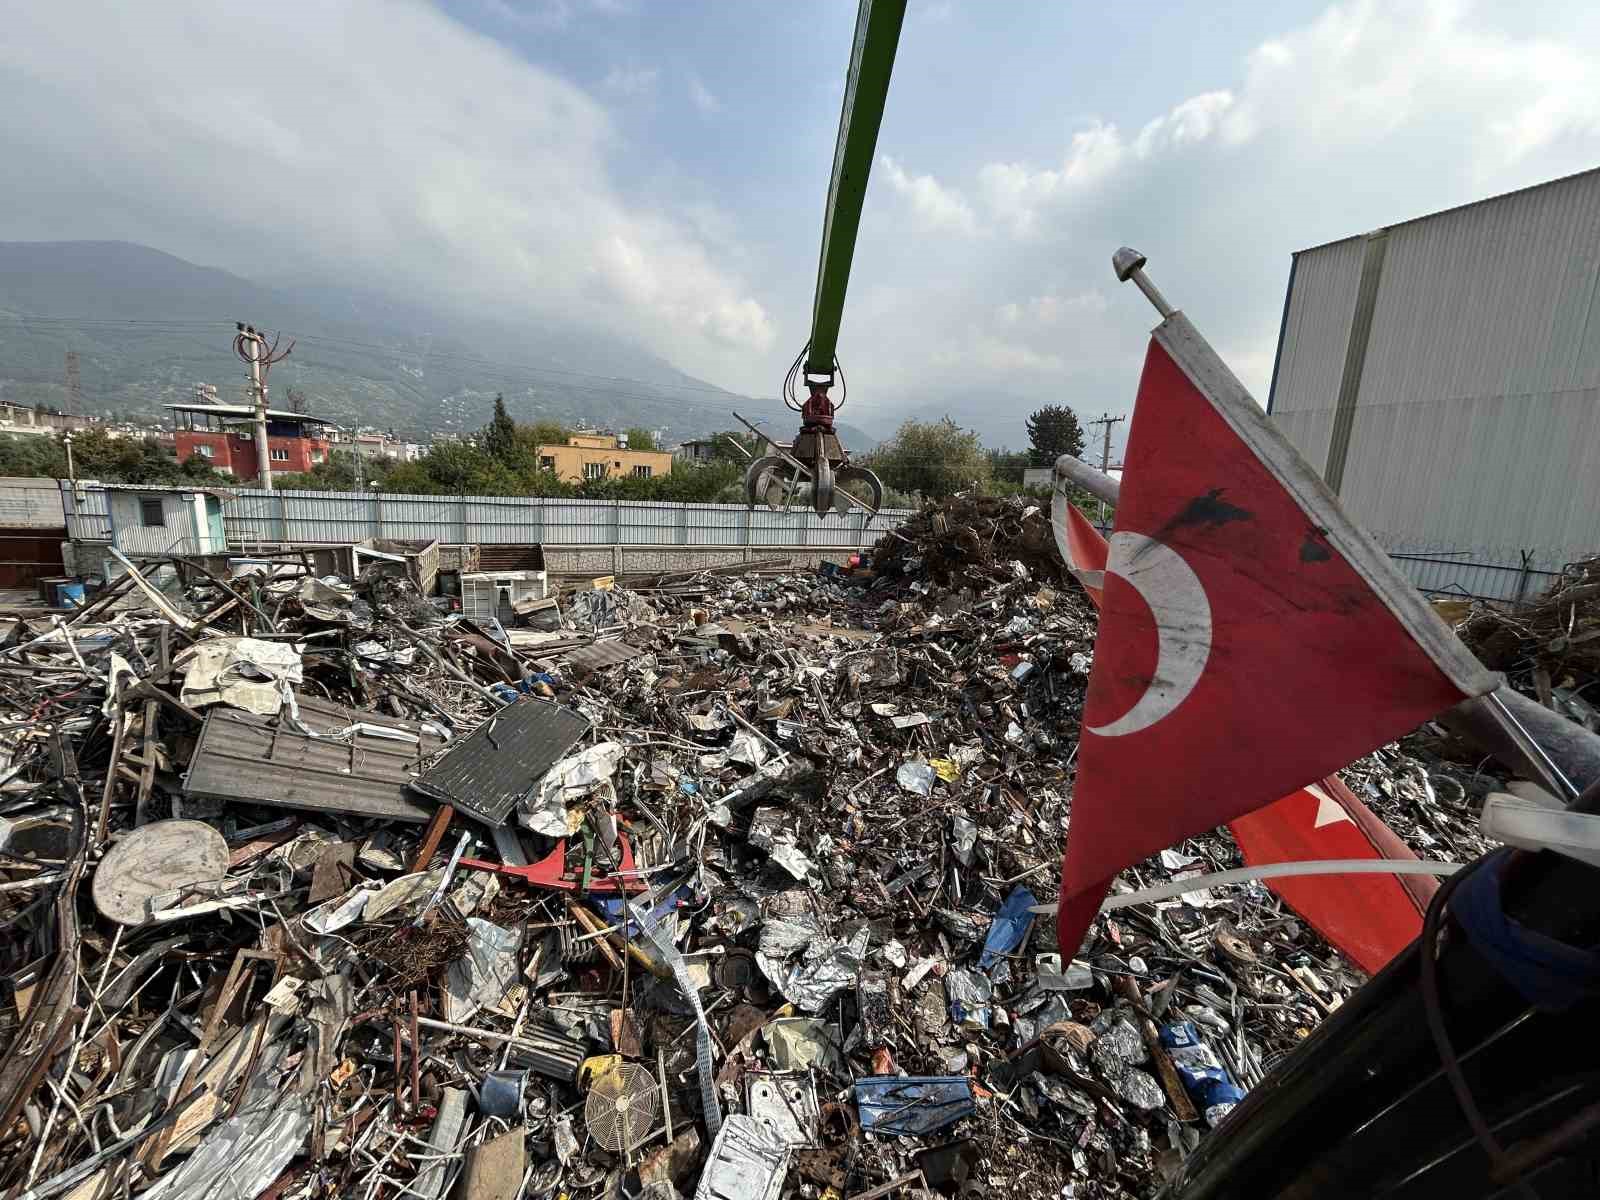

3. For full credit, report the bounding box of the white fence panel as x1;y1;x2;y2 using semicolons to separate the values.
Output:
67;482;914;552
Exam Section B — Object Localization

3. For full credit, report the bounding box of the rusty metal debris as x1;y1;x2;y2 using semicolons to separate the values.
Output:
0;506;1548;1199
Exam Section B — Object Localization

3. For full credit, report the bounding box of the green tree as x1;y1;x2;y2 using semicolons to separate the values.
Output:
521;420;571;450
0;434;67;478
703;430;764;463
375;460;439;494
1025;404;1086;468
986;447;1031;484
277;450;361;491
482;393;519;464
865;418;990;500
623;427;657;452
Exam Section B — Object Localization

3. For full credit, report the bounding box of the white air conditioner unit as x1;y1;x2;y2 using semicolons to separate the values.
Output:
460;570;547;625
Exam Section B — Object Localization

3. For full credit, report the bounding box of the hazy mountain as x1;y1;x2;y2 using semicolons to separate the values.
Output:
0;241;877;451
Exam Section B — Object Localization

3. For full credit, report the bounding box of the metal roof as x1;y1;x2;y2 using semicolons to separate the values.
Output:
183;694;446;822
1291;164;1600;258
1270;164;1600;596
95;484;238;499
410;697;590;826
561;640;647;672
164;402;333;423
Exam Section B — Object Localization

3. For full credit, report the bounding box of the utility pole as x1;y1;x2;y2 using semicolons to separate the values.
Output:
1088;412;1126;526
64;351;80;416
236;326;271;490
233;323;293;491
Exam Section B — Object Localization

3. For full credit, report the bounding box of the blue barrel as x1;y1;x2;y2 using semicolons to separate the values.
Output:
52;580;86;608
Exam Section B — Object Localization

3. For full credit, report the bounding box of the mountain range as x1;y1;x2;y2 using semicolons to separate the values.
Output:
0;241;878;451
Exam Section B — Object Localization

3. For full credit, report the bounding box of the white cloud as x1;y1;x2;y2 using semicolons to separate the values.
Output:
978;121;1126;234
688;74;721;114
1132;91;1238;158
997;290;1108;328
880;154;978;234
970;1;1600;237
603;65;659;96
0;0;772;384
858;0;1600;445
472;0;628;30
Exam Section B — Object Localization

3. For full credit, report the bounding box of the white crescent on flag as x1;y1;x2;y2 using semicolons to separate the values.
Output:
1086;530;1213;737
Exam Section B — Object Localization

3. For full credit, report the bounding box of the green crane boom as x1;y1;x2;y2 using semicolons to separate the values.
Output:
742;0;904;518
804;0;908;382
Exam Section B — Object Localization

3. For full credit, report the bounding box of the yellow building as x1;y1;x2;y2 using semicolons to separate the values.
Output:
535;432;674;483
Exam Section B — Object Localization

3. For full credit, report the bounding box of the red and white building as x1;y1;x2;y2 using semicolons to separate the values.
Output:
167;401;335;482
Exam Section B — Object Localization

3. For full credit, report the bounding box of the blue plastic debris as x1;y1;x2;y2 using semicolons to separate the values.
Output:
1160;1021;1246;1127
594;886;691;939
853;1076;975;1136
978;885;1038;970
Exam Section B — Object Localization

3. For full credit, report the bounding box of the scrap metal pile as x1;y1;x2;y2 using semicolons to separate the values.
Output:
0;517;1503;1200
1461;553;1600;733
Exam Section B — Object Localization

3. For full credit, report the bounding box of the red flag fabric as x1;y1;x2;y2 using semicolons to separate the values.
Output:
1052;483;1436;971
1055;499;1108;607
1230;781;1432;971
1057;314;1497;957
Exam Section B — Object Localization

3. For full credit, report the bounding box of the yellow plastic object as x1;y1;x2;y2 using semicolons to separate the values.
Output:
578;1052;624;1092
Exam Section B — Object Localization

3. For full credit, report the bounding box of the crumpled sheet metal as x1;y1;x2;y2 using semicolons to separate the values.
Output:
179;636;303;716
445;918;521;1023
141;1090;313;1200
522;741;625;836
759;925;868;1014
693;1115;789;1200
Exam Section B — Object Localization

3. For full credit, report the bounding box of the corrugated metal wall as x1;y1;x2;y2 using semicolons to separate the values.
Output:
106;492;204;557
65;483;911;553
1269;235;1364;471
0;478;68;529
1271;167;1600;595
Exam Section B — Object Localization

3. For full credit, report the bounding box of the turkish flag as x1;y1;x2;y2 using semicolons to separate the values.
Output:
1054;499;1108;607
1052;479;1439;971
1229;780;1435;971
1057;315;1498;958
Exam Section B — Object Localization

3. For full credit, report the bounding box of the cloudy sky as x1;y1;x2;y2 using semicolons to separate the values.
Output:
5;0;1600;449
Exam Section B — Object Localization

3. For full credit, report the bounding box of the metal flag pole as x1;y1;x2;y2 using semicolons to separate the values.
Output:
1106;245;1583;808
1112;247;1176;318
1484;688;1581;804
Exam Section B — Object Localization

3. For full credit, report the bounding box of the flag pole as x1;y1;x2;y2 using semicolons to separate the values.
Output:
1483;688;1581;804
1112;246;1175;318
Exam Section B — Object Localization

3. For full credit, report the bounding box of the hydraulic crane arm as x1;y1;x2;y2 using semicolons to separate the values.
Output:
805;0;908;385
746;0;906;517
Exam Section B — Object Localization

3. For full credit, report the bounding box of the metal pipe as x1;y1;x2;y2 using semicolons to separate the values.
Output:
1053;453;1120;506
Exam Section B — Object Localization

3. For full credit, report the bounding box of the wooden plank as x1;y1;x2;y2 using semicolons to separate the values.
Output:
410;806;455;872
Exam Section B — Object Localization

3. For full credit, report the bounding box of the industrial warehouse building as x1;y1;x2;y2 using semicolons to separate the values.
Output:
1268;166;1600;601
